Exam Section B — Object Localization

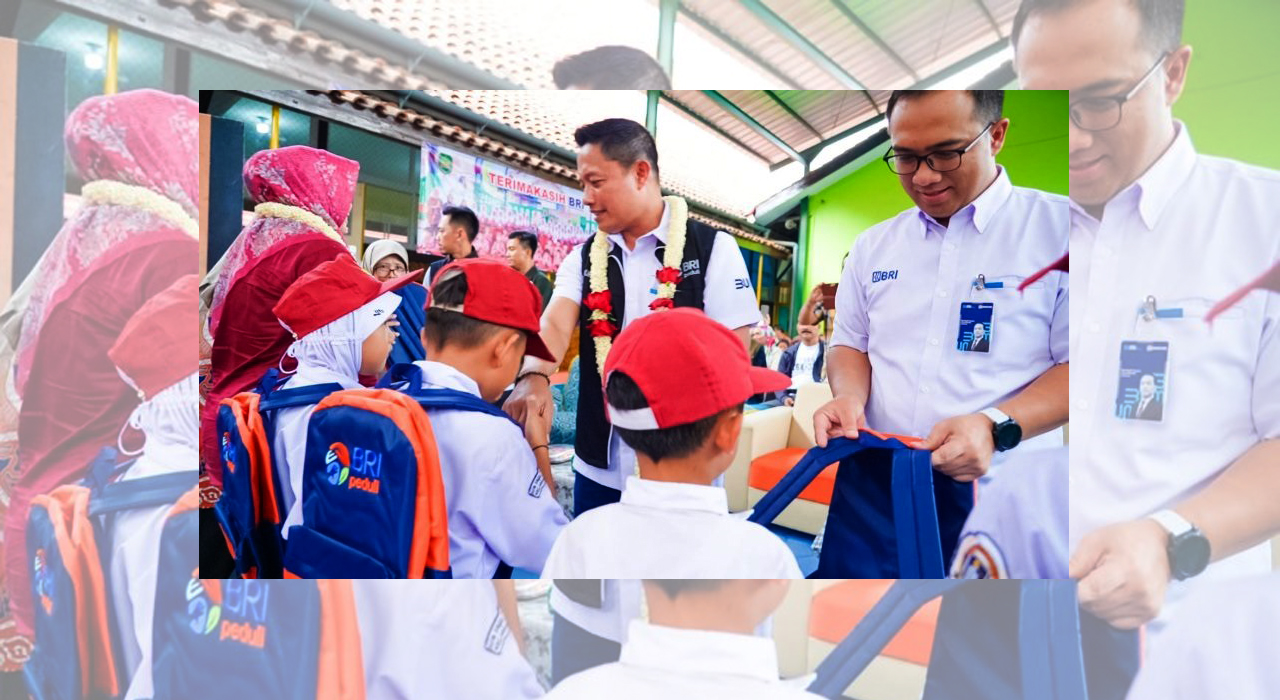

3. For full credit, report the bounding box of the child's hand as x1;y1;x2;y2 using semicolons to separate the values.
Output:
523;407;550;447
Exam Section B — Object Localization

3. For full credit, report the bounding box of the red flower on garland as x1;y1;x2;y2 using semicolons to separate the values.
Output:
584;291;613;314
587;318;618;338
655;266;682;285
648;297;675;311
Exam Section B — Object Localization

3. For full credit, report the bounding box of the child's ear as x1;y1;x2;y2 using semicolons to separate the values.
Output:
714;409;744;454
492;329;523;367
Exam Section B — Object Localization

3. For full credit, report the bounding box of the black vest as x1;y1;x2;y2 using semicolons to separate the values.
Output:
574;219;720;471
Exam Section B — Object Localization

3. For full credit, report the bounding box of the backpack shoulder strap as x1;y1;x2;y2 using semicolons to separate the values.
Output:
259;382;346;412
413;388;514;423
89;472;199;518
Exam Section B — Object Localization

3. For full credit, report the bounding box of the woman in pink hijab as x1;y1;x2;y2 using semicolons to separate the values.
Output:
200;146;358;493
3;89;199;640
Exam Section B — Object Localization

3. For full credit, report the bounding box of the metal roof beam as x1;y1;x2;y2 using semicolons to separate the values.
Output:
737;0;866;90
828;0;919;81
970;0;1004;38
763;90;823;142
702;90;807;170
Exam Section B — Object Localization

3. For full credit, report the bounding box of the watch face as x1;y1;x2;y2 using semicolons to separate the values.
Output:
1174;533;1212;579
995;422;1023;451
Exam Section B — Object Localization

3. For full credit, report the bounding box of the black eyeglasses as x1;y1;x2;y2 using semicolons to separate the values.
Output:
883;122;995;175
1069;53;1168;132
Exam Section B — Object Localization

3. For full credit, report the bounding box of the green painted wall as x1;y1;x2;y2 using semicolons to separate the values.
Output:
1175;0;1280;168
801;90;1068;303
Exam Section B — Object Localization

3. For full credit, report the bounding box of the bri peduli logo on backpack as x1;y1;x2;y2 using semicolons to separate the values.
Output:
33;548;54;615
187;572;270;648
221;431;236;474
325;442;383;495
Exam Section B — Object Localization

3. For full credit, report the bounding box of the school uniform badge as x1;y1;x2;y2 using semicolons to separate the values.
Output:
951;532;1009;579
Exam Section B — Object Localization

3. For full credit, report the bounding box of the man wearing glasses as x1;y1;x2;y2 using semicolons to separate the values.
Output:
811;90;1069;577
1016;0;1280;646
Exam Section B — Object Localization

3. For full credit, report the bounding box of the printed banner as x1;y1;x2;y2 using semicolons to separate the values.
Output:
419;142;594;271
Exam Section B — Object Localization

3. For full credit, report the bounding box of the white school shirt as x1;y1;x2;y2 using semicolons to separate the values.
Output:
1125;573;1280;700
542;476;803;580
551;201;763;492
789;341;821;389
949;446;1067;580
352;580;544;699
830;167;1069;469
546;620;823;700
414;360;569;578
1068;124;1280;622
274;366;360;538
108;440;198;700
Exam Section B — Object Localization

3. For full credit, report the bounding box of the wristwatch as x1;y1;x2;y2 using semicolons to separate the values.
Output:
979;407;1022;452
1149;510;1212;581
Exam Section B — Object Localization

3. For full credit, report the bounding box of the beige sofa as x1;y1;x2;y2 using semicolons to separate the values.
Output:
724;382;834;535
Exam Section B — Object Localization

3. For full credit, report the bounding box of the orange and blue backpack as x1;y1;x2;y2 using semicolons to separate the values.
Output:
24;448;196;700
212;370;342;578
281;363;518;579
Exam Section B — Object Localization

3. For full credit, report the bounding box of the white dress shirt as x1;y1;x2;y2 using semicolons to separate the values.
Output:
546;620;822;699
830;167;1069;468
542;476;802;580
1068;124;1280;617
552;201;763;492
1125;573;1280;700
414;360;569;578
949;446;1067;579
353;580;544;699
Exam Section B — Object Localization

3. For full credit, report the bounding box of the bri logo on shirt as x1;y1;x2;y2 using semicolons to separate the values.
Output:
187;573;270;648
325;442;383;495
871;270;899;283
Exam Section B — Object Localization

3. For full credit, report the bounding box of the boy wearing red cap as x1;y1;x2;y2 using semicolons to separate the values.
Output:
104;274;200;700
541;308;801;579
270;255;423;538
412;258;569;578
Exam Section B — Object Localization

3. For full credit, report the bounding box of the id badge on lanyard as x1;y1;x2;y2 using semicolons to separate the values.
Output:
957;274;1006;353
1115;295;1179;422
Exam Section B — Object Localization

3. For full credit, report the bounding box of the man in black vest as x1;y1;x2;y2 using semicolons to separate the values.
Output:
503;118;761;683
427;204;480;285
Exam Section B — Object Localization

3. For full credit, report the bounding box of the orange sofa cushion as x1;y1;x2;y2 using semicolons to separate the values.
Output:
749;447;838;506
809;580;940;667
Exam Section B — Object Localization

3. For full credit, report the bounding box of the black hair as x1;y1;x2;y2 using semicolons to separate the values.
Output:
605;371;740;462
645;580;732;598
508;230;538;255
886;90;1005;126
552;46;672;90
423;268;512;351
441;204;479;242
574;118;660;182
1012;0;1183;54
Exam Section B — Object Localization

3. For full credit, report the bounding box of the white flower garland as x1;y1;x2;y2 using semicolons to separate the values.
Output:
80;180;198;238
253;202;343;243
587;195;688;368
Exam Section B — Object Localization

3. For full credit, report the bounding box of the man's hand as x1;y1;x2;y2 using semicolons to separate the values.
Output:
1070;519;1171;630
504;374;553;430
812;395;867;447
916;413;996;482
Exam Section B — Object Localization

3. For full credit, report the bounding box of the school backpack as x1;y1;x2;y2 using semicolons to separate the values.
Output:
212;370;342;578
24;447;196;700
281;363;519;579
748;432;957;578
151;495;365;700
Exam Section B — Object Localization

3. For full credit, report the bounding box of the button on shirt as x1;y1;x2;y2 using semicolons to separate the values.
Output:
545;620;823;700
542;476;803;580
413;360;569;578
353;580;544;699
1069;124;1280;593
552;202;763;491
830;168;1069;467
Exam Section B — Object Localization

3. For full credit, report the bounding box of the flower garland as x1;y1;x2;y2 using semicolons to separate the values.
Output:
80;180;198;238
584;195;688;370
253;202;344;243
